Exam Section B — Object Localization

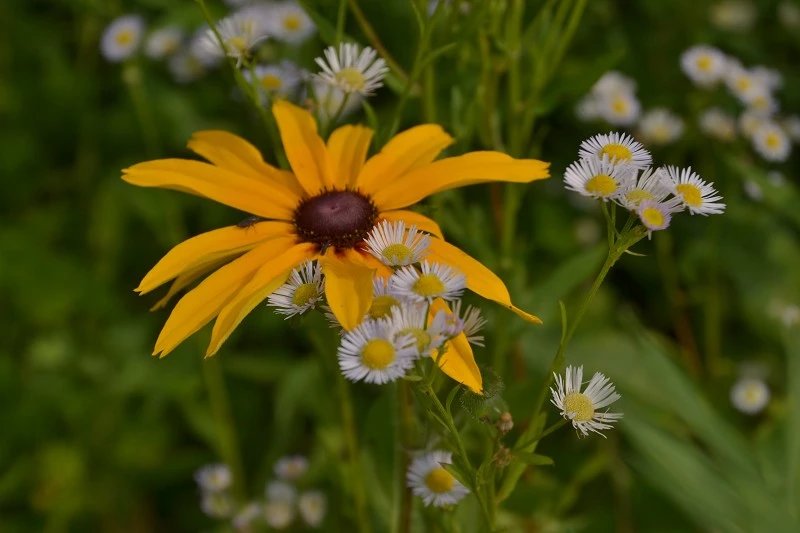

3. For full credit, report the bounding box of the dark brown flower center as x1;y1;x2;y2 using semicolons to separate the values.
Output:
294;190;378;249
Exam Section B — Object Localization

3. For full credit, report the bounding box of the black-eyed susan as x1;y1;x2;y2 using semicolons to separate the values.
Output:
123;100;549;374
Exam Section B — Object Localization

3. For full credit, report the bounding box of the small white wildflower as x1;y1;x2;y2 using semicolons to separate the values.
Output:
195;463;232;493
710;1;756;31
264;500;295;529
578;132;652;169
782;115;800;142
338;318;417;384
680;45;728;87
730;377;770;415
267;2;316;44
595;90;642;126
752;122;791;162
201;491;234;518
616;167;672;210
385;303;445;357
298;491;327;528
266;480;297;504
638;108;684;145
310;78;363;122
315;43;389;95
267;261;324;318
389;261;466;303
233;502;263;530
636;198;683;236
365;220;430;267
194;12;269;67
738;108;769;139
666;166;726;215
563;155;632;201
591;71;637;96
742;179;763;201
699;108;737;141
724;62;763;104
407;451;470;507
247;61;302;99
274;455;309;481
101;15;145;62
145;26;183;60
551;365;623;437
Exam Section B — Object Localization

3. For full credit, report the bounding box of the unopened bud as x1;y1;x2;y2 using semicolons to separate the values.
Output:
493;446;512;468
497;412;514;434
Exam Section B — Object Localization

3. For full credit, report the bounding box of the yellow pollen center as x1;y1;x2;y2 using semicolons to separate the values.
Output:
611;97;628;114
382;243;413;263
227;36;248;53
424;467;455;494
563;392;595;422
736;77;751;92
292;283;318;306
260;74;283;91
115;29;134;46
765;133;781;149
600;143;633;161
641;207;665;228
283;15;301;31
696;55;712;71
369;295;399;319
400;327;431;353
413;274;445;297
335;68;366;90
584;174;618;197
626;189;654;205
675;183;703;207
743;385;762;404
361;339;395;370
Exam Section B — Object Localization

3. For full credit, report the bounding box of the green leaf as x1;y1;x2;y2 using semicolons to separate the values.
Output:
512;452;554;467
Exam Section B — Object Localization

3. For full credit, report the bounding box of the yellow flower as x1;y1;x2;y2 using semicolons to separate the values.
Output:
123;101;549;389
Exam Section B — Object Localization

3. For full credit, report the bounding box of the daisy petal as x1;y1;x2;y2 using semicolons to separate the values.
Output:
188;130;305;197
123;159;296;219
356;124;453;193
136;221;293;294
371;152;550;210
426;238;541;324
326;124;373;189
379;210;444;238
207;243;317;356
272;100;334;195
153;238;297;357
321;250;375;330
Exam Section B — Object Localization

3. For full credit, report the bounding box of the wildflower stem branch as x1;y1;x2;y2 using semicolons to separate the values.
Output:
346;0;408;84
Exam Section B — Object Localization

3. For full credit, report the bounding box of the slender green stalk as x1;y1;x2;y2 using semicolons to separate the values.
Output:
122;63;159;156
395;382;415;533
335;0;348;44
347;0;408;84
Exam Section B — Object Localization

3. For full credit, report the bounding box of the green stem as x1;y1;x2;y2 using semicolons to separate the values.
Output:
122;63;159;156
347;0;408;84
335;0;348;44
395;382;415;533
337;372;372;533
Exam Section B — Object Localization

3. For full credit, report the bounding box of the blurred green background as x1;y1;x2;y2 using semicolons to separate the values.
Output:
2;0;799;531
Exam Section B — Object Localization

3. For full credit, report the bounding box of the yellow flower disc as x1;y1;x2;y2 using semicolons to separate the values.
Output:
369;295;399;319
382;243;413;264
335;68;366;91
696;55;712;72
400;327;431;353
115;30;133;46
625;189;654;205
640;207;665;228
675;183;703;207
424;467;455;494
563;392;595;422
261;74;283;91
361;339;395;369
413;274;445;298
600;143;633;161
283;15;301;31
585;174;617;197
292;283;318;306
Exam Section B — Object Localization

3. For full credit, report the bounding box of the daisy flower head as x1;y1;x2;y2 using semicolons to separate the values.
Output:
551;365;623;437
310;77;363;122
194;11;269;67
591;70;637;97
274;455;309;481
596;90;641;126
168;50;206;84
738;108;769;139
617;166;671;210
266;261;324;318
145;26;183;60
666;166;726;215
710;0;756;31
563;155;632;201
365;220;430;267
195;463;233;493
751;65;783;91
266;480;297;503
743;86;778;116
752;121;791;162
636;198;683;236
638;108;684;145
101;15;145;62
264;500;295;529
338;318;417;384
578;132;652;170
247;61;302;99
315;43;389;95
724;62;763;104
432;300;487;346
407;451;470;507
385;302;444;357
680;45;727;87
298;491;327;528
266;1;316;44
201;491;234;518
390;261;466;303
730;376;770;415
699;107;737;141
365;277;402;320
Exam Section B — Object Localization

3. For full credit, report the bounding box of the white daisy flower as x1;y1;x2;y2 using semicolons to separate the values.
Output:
724;62;763;104
365;220;430;267
264;500;295;529
637;108;684;145
752;122;791;162
267;261;324;318
680;45;727;87
730;377;770;415
311;78;363;122
144;26;183;60
596;90;641;126
738;108;769;139
274;455;309;481
389;261;466;303
550;365;623;438
563;155;632;201
616;167;671;210
247;61;302;99
194;11;269;67
710;1;756;31
267;2;316;44
406;451;470;507
315;43;389;95
743;86;778;116
666;166;726;215
100;15;145;62
385;303;445;357
591;71;637;97
578;132;652;169
233;502;263;531
338;319;417;384
298;491;327;528
168;50;206;83
194;463;232;492
636;198;683;235
751;65;783;91
200;491;234;518
431;300;487;346
699;107;737;141
266;480;297;504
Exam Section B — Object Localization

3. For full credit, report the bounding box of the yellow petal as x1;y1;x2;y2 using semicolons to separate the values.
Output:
321;249;375;330
123;159;297;219
379;209;444;238
188;130;305;198
153;238;296;357
137;221;293;295
357;124;453;193
327;124;373;189
428;299;482;392
272;100;334;195
371;152;550;211
426;237;541;324
150;258;230;311
206;243;317;356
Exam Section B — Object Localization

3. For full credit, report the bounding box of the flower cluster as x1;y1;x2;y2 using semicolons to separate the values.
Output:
564;133;725;235
681;44;796;162
195;456;327;530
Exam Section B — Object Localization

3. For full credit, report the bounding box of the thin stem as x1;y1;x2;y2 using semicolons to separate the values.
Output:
347;0;408;84
335;0;348;44
122;63;160;156
336;372;372;533
395;382;415;533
